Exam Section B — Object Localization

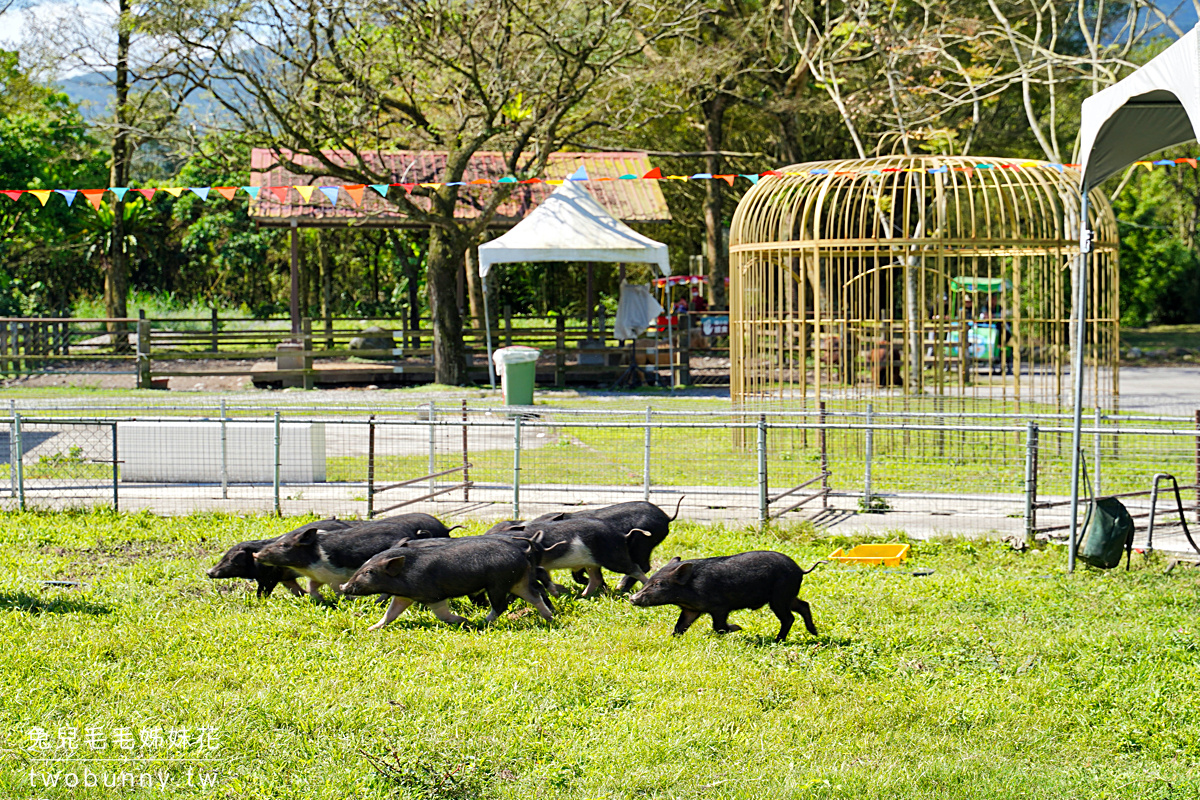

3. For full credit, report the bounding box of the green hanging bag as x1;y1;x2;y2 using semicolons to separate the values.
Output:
1078;497;1135;569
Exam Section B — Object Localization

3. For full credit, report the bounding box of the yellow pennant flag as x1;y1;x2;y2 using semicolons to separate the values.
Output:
419;182;441;188
29;190;51;206
294;185;316;202
162;187;186;198
545;179;564;185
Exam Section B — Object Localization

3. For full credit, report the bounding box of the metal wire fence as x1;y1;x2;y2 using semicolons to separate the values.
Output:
2;400;1197;551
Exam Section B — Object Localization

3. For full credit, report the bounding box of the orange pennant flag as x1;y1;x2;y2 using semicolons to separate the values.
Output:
214;186;238;201
1177;158;1198;169
642;168;663;179
714;174;736;186
344;184;365;206
29;190;51;206
268;186;290;203
81;189;106;210
294;185;316;202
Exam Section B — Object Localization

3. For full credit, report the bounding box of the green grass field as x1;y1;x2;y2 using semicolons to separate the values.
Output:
1;511;1198;799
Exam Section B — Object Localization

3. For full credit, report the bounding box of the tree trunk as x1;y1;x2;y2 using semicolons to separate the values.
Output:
318;229;333;349
106;0;131;351
466;243;485;330
702;95;729;310
428;226;467;385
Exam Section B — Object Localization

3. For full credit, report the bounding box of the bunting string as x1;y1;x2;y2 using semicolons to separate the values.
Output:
2;159;1151;210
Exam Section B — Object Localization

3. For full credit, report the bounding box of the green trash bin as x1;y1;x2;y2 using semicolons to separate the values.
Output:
493;346;540;406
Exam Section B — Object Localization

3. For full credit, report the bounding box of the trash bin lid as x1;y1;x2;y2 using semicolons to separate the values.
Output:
493;346;540;366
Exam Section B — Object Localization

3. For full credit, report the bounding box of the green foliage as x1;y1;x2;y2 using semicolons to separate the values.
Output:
0;511;1199;799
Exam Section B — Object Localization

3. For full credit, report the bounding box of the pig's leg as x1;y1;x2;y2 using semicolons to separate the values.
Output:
622;568;652;590
672;608;703;636
580;567;608;598
307;579;326;602
429;600;470;626
710;611;741;634
509;577;555;621
482;587;512;625
770;599;796;641
281;579;304;597
367;596;413;631
791;597;818;636
571;570;588;586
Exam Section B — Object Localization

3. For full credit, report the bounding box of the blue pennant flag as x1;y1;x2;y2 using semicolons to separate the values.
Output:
568;165;589;181
741;174;759;184
498;176;518;183
690;173;713;180
56;189;78;206
109;187;129;201
241;186;260;198
190;187;210;201
319;186;340;206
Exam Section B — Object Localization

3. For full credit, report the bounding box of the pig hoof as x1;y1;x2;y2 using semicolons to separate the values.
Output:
367;621;388;632
717;624;741;634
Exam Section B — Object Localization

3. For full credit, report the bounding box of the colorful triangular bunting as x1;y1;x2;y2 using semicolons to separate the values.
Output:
369;184;389;197
163;187;186;198
642;168;663;179
241;186;260;199
56;189;78;206
294;185;316;202
568;165;589;181
109;187;129;201
344;185;365;206
214;187;238;201
138;188;157;201
319;186;340;205
190;187;210;201
1;190;22;202
269;186;290;203
80;189;106;210
29;190;51;206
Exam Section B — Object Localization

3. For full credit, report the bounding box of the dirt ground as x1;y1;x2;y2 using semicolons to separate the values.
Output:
0;359;257;392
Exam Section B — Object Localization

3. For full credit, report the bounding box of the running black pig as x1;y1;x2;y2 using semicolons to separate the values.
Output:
629;552;824;641
206;518;357;597
514;517;653;597
254;514;453;600
339;536;554;630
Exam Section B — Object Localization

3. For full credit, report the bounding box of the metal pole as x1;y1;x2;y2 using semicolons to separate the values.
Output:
818;401;829;508
112;422;119;512
367;415;376;519
8;399;15;498
462;399;470;502
643;406;652;502
512;414;522;519
273;411;281;517
1094;406;1102;497
864;403;874;509
1194;409;1199;523
1024;420;1037;546
428;401;436;500
482;275;496;389
14;412;23;511
220;398;228;500
667;308;675;391
1067;188;1091;573
757;414;768;527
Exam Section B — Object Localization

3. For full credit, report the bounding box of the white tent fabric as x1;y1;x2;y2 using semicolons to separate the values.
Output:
1079;25;1200;188
477;181;671;278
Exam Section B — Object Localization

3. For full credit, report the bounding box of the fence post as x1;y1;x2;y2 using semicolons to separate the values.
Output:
643;406;652;502
210;307;219;353
504;304;512;347
112;422;119;512
863;403;874;510
273;411;281;517
136;314;151;389
10;321;19;374
555;317;566;388
220;398;229;500
8;399;15;498
678;314;691;386
1024;421;1039;546
428;401;437;499
301;317;314;390
512;414;522;519
13;412;23;511
1093;407;1102;497
1194;409;1199;522
462;400;470;502
757;414;768;527
367;415;376;519
819;401;829;508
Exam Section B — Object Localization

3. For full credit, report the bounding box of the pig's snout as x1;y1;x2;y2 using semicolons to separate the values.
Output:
629;590;649;606
205;567;219;578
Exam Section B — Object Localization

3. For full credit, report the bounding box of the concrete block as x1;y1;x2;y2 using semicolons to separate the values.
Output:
119;421;326;483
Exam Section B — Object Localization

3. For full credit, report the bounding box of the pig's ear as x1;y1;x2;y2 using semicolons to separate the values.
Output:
382;556;407;576
548;512;566;521
669;562;694;585
396;537;411;548
295;528;319;546
529;530;544;545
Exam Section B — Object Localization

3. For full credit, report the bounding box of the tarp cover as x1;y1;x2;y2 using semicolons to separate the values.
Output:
478;181;670;278
1079;24;1200;188
613;282;664;341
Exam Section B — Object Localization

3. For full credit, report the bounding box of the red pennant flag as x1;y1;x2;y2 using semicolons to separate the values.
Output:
214;186;238;201
519;178;543;184
137;188;157;201
714;175;736;187
760;170;783;177
400;183;416;192
642;168;663;179
344;184;365;206
80;189;106;210
269;186;291;203
1;190;22;202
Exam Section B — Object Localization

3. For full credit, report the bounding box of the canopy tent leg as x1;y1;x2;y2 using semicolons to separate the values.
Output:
482;276;496;389
1067;188;1091;572
586;263;595;337
289;221;301;339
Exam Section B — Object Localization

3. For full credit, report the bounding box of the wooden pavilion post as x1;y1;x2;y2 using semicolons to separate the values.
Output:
289;221;301;339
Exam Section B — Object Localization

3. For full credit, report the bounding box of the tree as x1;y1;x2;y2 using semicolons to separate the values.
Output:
174;0;699;384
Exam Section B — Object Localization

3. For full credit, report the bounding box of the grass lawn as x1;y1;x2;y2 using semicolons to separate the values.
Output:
2;511;1199;799
1122;324;1200;354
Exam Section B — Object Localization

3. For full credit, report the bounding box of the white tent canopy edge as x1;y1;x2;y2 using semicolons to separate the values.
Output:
1072;23;1200;569
476;181;671;388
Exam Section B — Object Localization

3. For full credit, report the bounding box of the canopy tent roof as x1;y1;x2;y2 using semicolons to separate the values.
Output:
477;181;670;278
1079;24;1200;188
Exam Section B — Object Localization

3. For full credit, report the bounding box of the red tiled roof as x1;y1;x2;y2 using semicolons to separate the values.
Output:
248;149;671;227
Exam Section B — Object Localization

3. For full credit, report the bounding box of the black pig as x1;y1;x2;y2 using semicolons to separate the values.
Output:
629;552;824;641
514;518;653;597
207;518;357;597
339;536;554;629
254;514;453;600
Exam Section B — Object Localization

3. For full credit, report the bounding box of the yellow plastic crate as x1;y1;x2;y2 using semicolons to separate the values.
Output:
828;543;910;567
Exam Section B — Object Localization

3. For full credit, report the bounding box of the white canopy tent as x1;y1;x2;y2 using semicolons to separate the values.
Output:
1072;24;1200;568
477;180;672;387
